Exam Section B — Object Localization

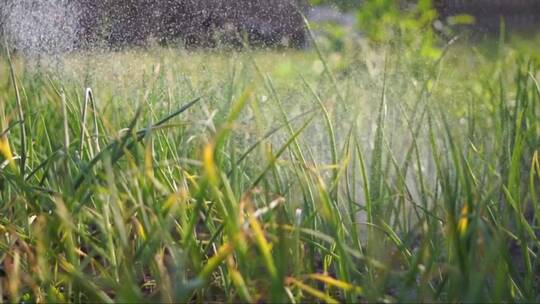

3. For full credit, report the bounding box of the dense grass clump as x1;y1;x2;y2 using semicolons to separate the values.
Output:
0;38;539;303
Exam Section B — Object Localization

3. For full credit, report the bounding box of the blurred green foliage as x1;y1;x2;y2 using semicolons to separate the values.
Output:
309;0;442;59
356;0;441;59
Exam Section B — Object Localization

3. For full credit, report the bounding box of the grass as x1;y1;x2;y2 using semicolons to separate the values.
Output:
0;33;539;303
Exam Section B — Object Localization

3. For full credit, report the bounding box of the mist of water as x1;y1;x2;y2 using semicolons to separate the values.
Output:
2;0;80;55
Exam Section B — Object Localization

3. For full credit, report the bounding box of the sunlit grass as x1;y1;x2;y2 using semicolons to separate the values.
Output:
0;37;539;303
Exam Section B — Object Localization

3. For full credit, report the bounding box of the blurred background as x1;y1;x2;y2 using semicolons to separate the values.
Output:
1;0;540;56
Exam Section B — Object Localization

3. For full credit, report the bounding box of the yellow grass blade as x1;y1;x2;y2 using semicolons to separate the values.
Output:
203;142;219;185
0;135;15;169
132;217;146;241
248;212;278;280
199;241;235;281
144;137;154;177
307;273;364;294
286;277;340;304
227;257;253;303
457;204;469;236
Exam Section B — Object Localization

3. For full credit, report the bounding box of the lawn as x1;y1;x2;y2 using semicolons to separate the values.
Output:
0;33;539;302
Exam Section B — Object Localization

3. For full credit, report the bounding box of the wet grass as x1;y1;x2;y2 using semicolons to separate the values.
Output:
0;37;539;303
